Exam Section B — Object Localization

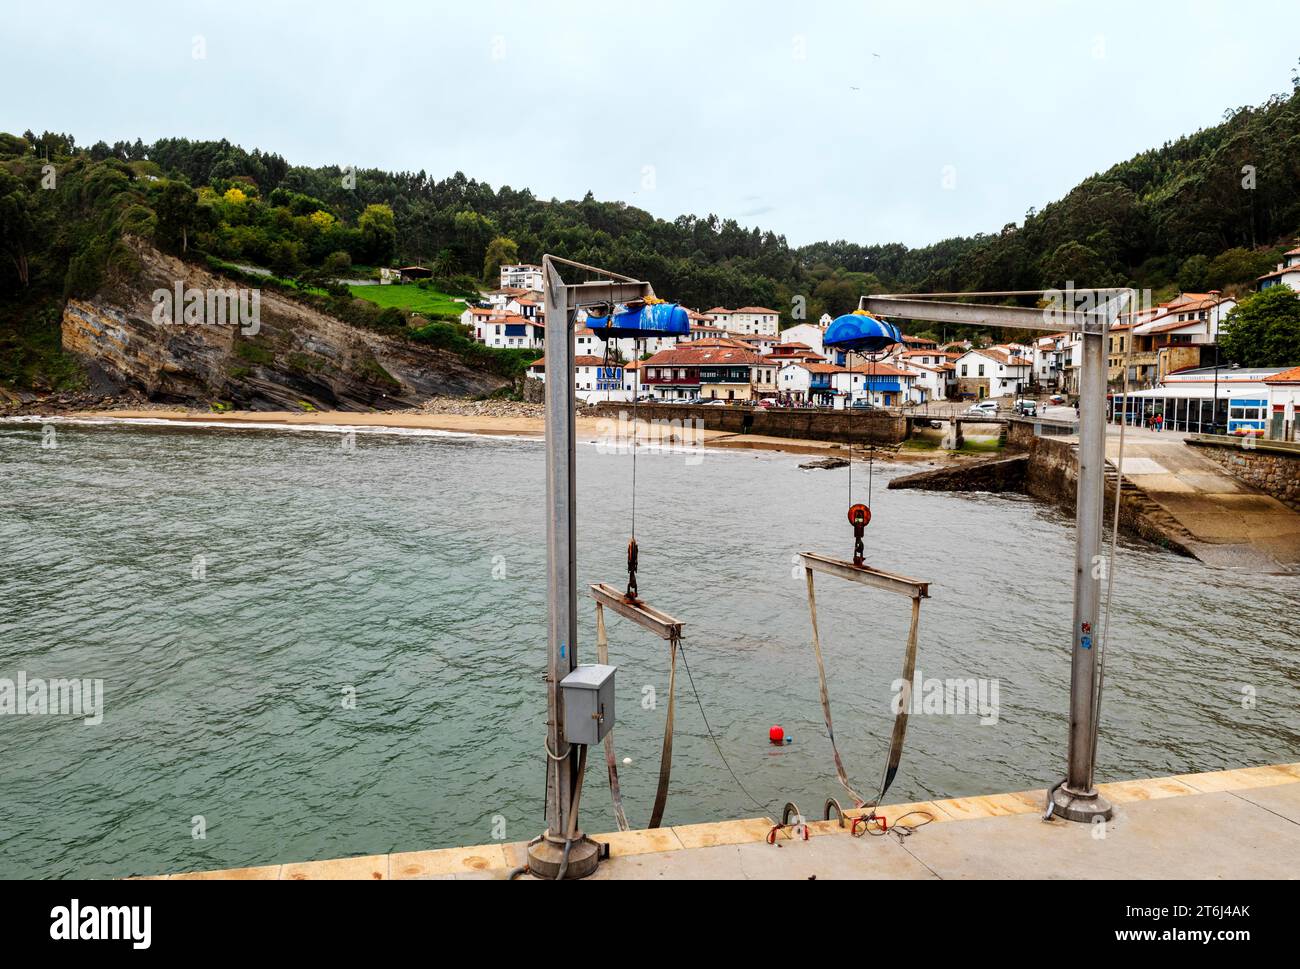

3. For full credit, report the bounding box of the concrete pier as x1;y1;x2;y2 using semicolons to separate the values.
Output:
145;762;1300;880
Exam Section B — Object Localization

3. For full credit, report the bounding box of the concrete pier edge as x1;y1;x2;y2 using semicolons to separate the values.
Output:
137;762;1300;880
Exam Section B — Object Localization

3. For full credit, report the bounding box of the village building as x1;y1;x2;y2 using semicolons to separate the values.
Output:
499;264;545;292
831;363;919;407
1110;365;1294;437
781;322;828;357
705;306;780;336
479;314;544;350
1263;366;1300;441
1256;247;1300;292
641;339;773;402
737;333;778;356
1123;293;1237;387
527;355;635;404
955;346;1032;399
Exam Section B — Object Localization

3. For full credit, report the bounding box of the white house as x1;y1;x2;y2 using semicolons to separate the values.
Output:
897;358;953;401
481;315;544;350
706;306;780;336
781;322;827;357
955;347;1033;399
831;363;918;408
527;355;636;403
500;264;545;292
1033;334;1070;389
1257;247;1300;292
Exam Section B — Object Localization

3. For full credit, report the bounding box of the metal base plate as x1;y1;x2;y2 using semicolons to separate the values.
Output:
526;835;602;880
1050;785;1114;823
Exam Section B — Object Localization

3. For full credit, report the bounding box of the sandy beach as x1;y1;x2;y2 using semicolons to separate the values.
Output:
53;408;975;463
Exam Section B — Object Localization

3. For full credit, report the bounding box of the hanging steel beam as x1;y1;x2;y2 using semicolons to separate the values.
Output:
799;553;930;600
589;584;683;641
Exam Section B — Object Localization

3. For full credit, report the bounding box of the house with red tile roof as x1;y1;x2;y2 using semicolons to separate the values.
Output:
1256;246;1300;293
706;306;780;336
527;355;636;403
955;347;1032;399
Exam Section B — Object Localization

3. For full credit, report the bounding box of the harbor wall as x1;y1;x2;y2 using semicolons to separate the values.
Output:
893;419;1195;556
1186;436;1300;511
587;402;908;446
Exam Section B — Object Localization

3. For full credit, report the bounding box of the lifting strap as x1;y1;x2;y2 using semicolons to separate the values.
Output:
592;585;682;830
803;556;926;810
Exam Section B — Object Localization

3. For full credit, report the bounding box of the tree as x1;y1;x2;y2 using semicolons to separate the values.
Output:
155;181;198;254
358;203;396;265
1038;241;1117;289
482;236;518;284
0;170;34;286
1218;287;1300;367
1176;254;1210;292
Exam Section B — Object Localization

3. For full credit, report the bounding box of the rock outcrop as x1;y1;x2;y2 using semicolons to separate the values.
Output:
60;238;507;410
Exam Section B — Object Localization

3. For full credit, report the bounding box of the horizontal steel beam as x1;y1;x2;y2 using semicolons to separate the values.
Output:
590;583;683;641
799;553;930;600
562;281;653;311
862;296;1090;334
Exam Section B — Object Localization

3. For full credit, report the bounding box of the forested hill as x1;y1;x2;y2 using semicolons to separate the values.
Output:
3;80;1299;389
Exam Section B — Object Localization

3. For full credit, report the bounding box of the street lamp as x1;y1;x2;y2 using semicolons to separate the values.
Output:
1209;290;1222;434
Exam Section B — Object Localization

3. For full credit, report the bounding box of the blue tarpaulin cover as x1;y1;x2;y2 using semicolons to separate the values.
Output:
824;312;903;353
587;302;690;339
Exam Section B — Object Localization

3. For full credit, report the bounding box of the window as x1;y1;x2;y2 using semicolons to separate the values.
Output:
961;365;968;376
978;364;985;377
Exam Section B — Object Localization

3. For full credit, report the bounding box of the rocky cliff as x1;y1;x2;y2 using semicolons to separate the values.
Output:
60;238;507;410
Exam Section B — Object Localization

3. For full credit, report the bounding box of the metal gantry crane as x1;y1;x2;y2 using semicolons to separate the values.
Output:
861;288;1134;824
530;273;1128;879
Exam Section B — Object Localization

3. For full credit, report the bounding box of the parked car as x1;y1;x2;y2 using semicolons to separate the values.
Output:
702;399;726;406
1014;399;1038;417
1050;394;1066;405
965;401;999;417
851;400;880;410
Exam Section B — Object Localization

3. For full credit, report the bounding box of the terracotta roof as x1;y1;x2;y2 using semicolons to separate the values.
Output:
734;306;779;315
839;363;916;378
965;347;1031;367
692;336;753;350
1264;366;1300;383
1257;265;1300;281
529;355;611;370
803;363;846;374
643;343;765;367
705;307;732;315
773;341;812;351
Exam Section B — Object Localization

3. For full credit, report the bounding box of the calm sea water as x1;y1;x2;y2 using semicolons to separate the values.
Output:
1;419;1297;878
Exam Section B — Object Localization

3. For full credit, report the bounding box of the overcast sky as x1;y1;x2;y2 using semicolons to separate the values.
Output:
6;1;1297;248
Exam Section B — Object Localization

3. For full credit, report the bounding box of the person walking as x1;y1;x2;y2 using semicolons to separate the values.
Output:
1155;412;1164;433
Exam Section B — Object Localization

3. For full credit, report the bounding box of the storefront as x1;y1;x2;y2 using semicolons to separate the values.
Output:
1108;367;1286;435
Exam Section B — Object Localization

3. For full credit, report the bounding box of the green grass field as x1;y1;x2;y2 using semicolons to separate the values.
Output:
347;284;467;320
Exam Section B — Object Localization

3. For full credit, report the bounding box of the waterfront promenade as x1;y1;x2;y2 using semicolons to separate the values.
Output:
146;762;1300;880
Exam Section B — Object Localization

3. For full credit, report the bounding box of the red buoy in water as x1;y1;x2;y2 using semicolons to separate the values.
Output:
769;725;785;746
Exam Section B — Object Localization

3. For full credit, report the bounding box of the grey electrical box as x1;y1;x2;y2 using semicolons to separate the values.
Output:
560;664;616;746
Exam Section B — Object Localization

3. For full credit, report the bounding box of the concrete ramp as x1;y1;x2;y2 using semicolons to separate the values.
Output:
1109;434;1300;573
